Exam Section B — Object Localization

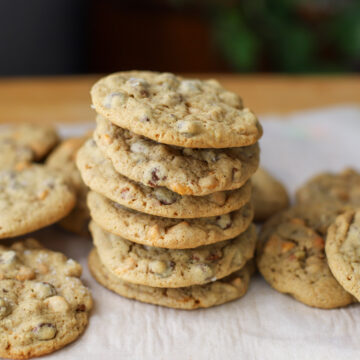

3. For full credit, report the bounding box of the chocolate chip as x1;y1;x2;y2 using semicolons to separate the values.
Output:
76;304;86;312
32;323;57;340
205;253;222;262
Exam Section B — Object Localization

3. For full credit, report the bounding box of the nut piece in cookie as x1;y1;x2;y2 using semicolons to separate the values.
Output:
257;207;354;309
0;238;92;359
252;167;289;222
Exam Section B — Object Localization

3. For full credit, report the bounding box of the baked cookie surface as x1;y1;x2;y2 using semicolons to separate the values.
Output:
76;140;252;218
46;137;90;236
0;123;59;166
296;168;360;206
0;239;92;359
91;221;256;288
252;167;289;222
94;116;259;196
326;209;360;301
0;165;76;239
89;248;253;310
88;191;253;249
257;207;354;308
91;71;262;148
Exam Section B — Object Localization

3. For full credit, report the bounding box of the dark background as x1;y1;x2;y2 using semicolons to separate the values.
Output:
0;0;359;76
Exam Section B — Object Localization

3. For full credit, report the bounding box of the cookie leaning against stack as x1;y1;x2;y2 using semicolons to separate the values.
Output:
257;168;360;309
77;71;263;309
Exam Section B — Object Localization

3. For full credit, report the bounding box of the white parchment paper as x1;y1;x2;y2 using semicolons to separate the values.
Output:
8;105;360;360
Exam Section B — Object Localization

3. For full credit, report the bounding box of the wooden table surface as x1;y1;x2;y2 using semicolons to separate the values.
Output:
0;75;359;124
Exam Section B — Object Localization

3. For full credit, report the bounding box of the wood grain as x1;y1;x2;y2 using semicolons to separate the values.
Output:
0;75;359;124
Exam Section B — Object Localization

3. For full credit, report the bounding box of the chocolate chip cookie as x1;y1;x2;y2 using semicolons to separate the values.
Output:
0;123;59;169
76;140;252;218
0;239;92;359
91;71;262;148
46;137;90;236
296;168;360;206
89;248;253;310
257;207;354;308
88;191;253;249
90;221;256;288
326;209;360;301
0;164;76;239
252;167;289;222
94;115;259;196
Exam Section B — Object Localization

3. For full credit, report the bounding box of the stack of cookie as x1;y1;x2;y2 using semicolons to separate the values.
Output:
77;71;263;309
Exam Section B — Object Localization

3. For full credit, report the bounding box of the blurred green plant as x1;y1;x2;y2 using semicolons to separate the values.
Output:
171;0;360;72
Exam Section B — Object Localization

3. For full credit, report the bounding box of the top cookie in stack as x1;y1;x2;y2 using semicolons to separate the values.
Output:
79;71;262;309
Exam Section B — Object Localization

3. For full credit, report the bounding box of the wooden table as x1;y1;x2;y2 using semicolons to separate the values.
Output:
0;75;359;124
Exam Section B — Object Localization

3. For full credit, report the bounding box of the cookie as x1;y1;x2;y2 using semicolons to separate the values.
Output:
326;209;360;301
91;71;262;149
257;208;354;309
0;139;34;170
252;167;289;222
88;191;254;249
90;221;256;288
89;248;253;310
46;137;90;236
94;115;259;196
296;168;360;206
76;140;252;218
0;123;59;165
0;238;92;359
0;164;76;239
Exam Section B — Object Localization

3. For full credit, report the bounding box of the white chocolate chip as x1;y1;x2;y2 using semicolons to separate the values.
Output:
179;80;202;94
0;297;11;319
130;139;152;155
149;260;168;274
33;282;57;300
216;214;232;230
102;92;127;109
32;323;57;340
64;259;82;277
176;120;202;136
153;187;177;205
1;250;17;264
128;77;149;87
44;296;70;313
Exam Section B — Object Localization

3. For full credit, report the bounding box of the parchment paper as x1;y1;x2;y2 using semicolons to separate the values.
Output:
9;105;360;360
